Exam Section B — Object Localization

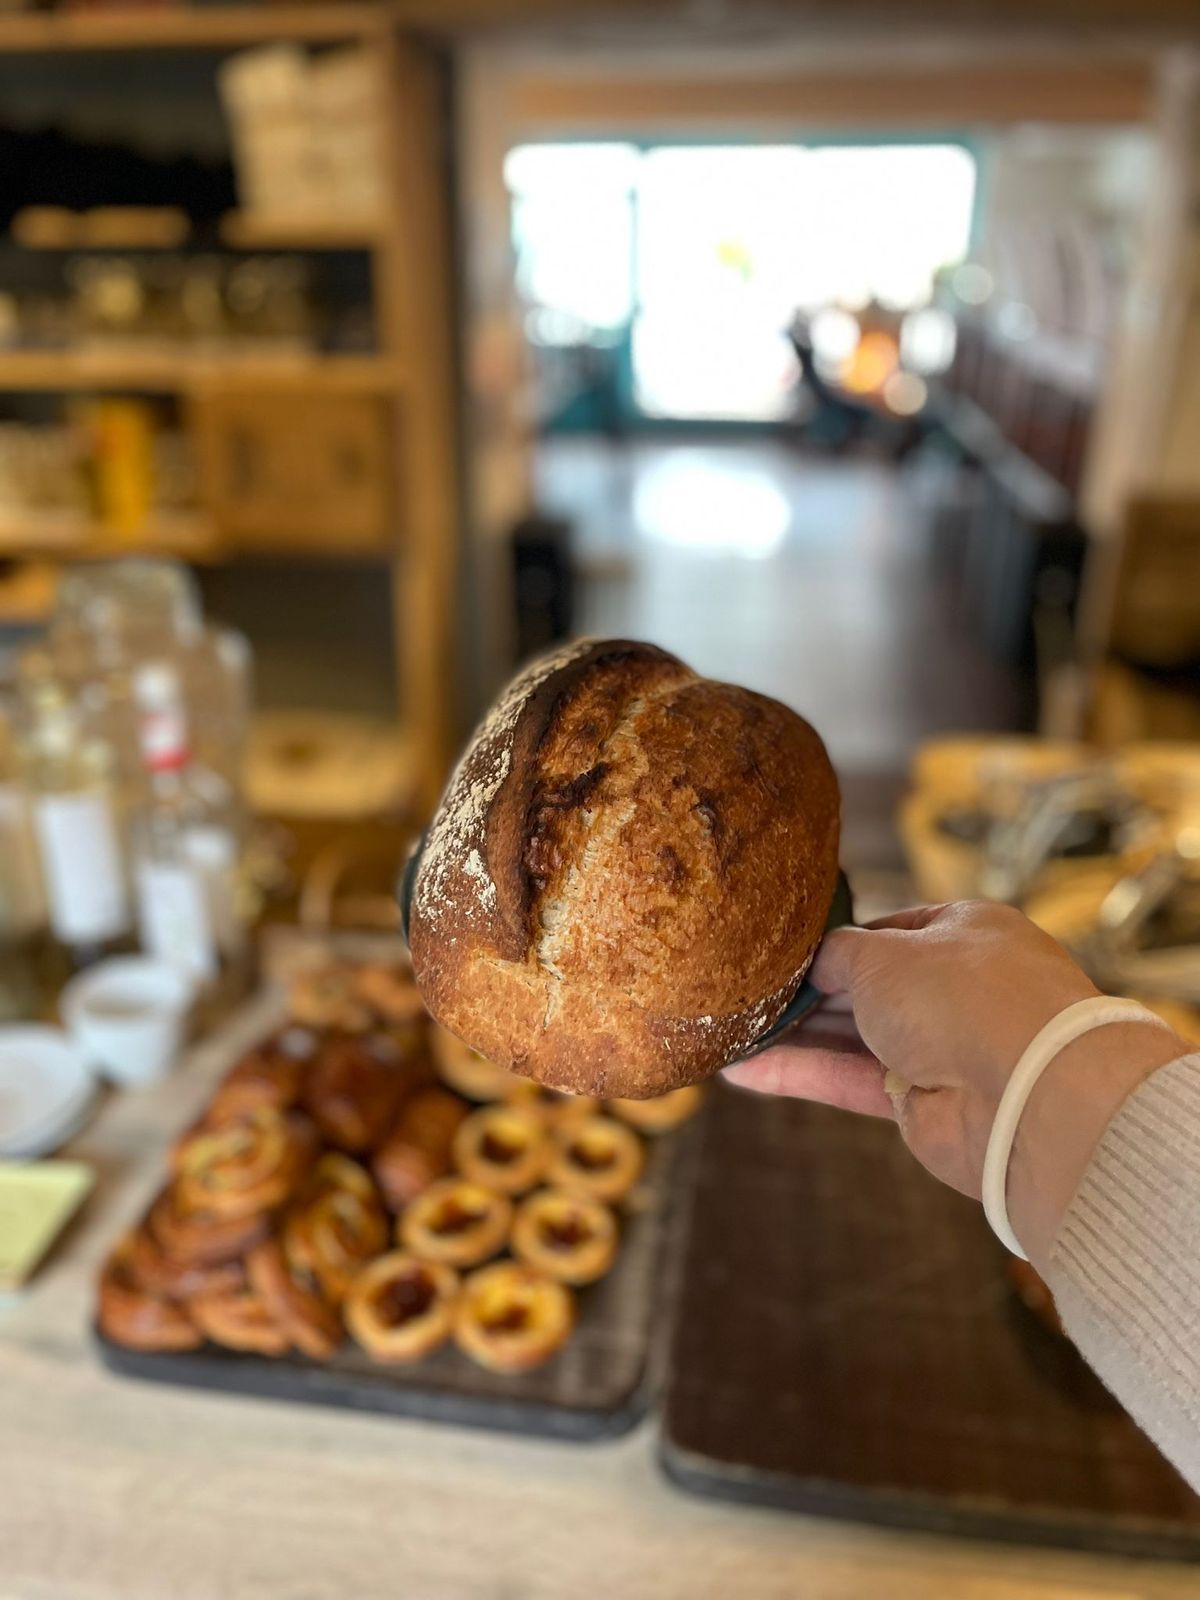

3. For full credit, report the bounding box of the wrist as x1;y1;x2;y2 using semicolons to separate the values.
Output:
1006;1017;1189;1268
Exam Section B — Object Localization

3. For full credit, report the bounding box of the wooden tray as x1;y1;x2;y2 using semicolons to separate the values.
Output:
95;978;697;1442
660;1082;1200;1557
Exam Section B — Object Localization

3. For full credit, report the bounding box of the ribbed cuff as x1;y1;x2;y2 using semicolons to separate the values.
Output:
1049;1051;1200;1489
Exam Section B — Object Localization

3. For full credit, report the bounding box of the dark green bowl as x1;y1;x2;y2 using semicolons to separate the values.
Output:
399;840;851;1060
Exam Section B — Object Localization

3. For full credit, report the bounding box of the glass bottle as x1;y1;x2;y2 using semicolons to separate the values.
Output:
129;660;243;983
21;679;131;971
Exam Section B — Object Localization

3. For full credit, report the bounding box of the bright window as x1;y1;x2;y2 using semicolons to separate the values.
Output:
506;141;976;421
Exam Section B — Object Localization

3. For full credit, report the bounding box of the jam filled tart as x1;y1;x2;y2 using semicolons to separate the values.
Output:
510;1188;617;1285
546;1115;644;1204
400;1178;512;1269
430;1024;517;1102
452;1105;547;1197
344;1253;458;1362
607;1085;703;1134
503;1080;598;1126
454;1262;574;1373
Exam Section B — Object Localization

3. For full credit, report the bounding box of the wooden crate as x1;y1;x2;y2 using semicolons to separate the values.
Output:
190;387;394;552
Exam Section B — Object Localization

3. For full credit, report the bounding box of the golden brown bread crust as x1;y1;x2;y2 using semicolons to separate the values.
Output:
409;639;839;1097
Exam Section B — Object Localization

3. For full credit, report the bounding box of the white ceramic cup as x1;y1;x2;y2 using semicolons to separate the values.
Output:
61;957;192;1086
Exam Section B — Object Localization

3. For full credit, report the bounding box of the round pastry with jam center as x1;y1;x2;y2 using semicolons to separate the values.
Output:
503;1080;598;1126
345;1252;458;1362
547;1115;644;1203
510;1188;617;1285
430;1023;516;1102
400;1178;512;1269
607;1085;703;1134
454;1262;574;1373
453;1105;547;1196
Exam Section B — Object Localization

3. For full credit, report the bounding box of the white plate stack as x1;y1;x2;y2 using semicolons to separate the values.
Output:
0;1028;98;1161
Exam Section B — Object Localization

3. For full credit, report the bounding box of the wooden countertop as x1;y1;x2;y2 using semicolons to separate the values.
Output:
1;1008;1196;1600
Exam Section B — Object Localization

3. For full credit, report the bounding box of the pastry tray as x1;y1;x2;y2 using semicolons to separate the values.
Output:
660;1082;1200;1558
95;943;697;1443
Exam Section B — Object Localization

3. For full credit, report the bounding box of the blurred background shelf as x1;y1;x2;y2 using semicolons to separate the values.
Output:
0;5;386;55
0;509;221;563
218;212;386;252
0;350;400;394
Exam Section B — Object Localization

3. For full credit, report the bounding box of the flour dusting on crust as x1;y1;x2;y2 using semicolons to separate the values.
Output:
414;638;597;930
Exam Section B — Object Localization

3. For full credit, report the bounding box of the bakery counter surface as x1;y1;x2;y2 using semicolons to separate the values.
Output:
2;1056;1198;1600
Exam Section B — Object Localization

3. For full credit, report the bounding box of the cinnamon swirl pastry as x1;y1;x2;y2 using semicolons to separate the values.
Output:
147;1184;273;1268
302;1035;409;1153
206;1027;319;1123
246;1237;342;1360
97;1237;202;1353
188;1280;290;1356
284;1184;389;1305
371;1088;467;1212
174;1107;315;1220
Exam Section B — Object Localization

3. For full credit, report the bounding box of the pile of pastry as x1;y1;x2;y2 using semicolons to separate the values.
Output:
97;958;701;1375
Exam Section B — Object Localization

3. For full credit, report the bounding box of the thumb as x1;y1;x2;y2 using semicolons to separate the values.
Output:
808;925;876;996
810;903;952;994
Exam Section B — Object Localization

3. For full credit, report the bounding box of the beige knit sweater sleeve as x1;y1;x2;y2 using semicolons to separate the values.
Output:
1048;1051;1200;1491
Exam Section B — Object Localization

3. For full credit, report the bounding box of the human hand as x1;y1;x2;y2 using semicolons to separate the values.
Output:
725;901;1188;1264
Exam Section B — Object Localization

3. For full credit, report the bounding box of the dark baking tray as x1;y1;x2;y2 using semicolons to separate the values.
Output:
660;1083;1200;1558
98;1127;696;1443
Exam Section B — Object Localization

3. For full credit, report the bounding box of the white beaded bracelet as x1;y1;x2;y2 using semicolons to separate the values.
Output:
981;995;1171;1260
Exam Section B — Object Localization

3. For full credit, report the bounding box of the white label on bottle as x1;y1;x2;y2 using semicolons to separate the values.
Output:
182;825;240;956
136;860;216;980
33;791;128;945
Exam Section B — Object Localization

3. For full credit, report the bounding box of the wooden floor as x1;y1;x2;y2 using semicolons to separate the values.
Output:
536;436;1027;869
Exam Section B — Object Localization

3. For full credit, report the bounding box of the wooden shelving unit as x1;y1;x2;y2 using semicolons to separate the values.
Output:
0;8;460;813
0;509;221;564
0;5;387;54
219;212;385;251
0;349;399;394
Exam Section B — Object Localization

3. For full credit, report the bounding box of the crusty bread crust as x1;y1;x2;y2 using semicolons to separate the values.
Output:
409;640;840;1097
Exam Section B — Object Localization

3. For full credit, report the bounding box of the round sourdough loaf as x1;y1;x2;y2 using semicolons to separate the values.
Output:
409;639;840;1097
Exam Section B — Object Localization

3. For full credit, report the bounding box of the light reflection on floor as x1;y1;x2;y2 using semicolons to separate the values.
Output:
631;449;791;559
534;436;1022;784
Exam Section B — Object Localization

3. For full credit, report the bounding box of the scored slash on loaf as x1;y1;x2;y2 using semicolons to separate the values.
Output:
409;639;840;1099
